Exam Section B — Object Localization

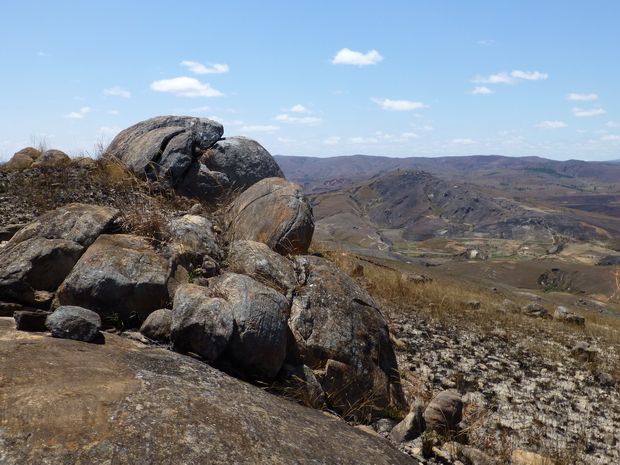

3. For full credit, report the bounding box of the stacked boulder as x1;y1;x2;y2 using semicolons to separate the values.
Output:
0;116;404;420
105;115;284;201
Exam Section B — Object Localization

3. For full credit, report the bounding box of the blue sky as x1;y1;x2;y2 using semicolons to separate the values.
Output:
1;0;619;162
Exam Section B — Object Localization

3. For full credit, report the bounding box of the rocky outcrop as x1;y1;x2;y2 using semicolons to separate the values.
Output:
106;116;284;201
227;177;314;255
1;147;41;169
0;319;416;465
31;149;70;168
289;255;405;418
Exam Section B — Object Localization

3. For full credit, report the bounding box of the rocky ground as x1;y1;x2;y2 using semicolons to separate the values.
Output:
383;302;620;464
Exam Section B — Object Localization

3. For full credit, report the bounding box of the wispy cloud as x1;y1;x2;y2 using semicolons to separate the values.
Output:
274;114;322;125
572;107;606;117
566;93;598;101
104;86;131;98
323;136;341;145
471;86;495;95
332;48;383;66
63;107;91;119
477;39;494;45
150;77;224;97
606;121;620;128
285;104;309;113
402;132;420;139
451;138;475;145
371;98;428;111
240;125;280;133
472;70;548;84
536;121;567;129
511;70;548;81
602;135;620;141
181;61;229;75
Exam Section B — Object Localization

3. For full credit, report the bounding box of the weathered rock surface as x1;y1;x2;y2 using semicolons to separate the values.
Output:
166;214;221;261
31;149;70;168
7;203;119;248
139;308;173;341
289;255;404;416
202;136;284;189
0;237;83;306
1;147;41;169
209;273;289;379
228;240;298;296
170;284;234;362
553;305;586;326
54;234;172;322
13;310;51;332
390;400;426;443
227;177;314;255
0;318;416;465
423;390;463;435
106;115;223;183
45;305;102;342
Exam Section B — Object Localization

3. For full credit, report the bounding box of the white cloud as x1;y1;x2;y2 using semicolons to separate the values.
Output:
511;70;548;81
240;125;280;133
331;48;383;66
451;138;475;145
287;104;308;112
572;107;606;117
402;132;420;139
371;98;428;111
104;86;131;98
471;86;495;95
63;107;91;119
323;136;341;145
349;137;379;144
109;110;119;115
536;121;567;129
472;70;548;84
478;39;494;45
606;121;620;127
472;72;514;84
150;77;224;97
181;61;229;74
602;135;620;141
592;129;608;134
274;114;322;125
566;93;598;101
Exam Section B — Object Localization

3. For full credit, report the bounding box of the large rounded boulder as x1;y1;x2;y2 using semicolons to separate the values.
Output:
106;116;285;202
209;273;290;380
54;234;173;323
201;136;284;189
227;178;314;256
289;255;404;419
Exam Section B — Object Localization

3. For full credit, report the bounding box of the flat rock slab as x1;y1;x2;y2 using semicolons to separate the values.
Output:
0;318;416;464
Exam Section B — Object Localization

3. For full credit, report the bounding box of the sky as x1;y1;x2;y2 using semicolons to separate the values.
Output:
1;0;619;163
